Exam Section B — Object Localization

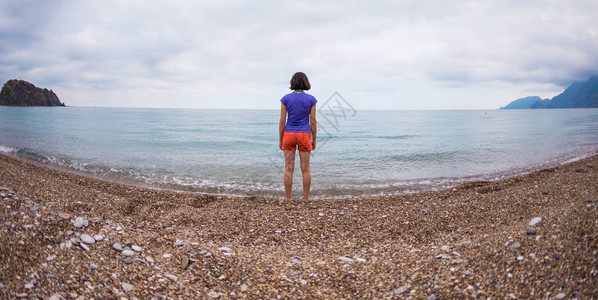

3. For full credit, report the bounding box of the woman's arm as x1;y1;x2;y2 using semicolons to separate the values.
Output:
310;105;317;150
279;103;287;150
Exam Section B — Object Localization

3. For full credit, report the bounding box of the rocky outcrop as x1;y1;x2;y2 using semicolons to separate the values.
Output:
0;79;65;106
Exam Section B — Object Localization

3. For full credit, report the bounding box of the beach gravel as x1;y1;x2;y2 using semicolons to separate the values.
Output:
0;152;597;298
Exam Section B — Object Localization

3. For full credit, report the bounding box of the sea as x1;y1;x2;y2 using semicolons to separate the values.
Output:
1;106;597;198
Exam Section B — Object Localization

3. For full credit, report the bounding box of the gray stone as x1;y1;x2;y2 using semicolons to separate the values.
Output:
132;245;142;252
450;259;465;265
218;246;232;253
46;255;57;262
113;243;123;251
16;293;28;298
49;294;62;300
435;254;450;259
456;240;472;247
316;260;326;265
90;263;98;270
174;239;186;247
82;219;89;227
29;206;37;212
338;256;353;263
146;256;155;263
93;235;104;241
555;293;566;299
72;217;84;228
0;282;5;289
122;283;134;292
166;274;178;281
207;291;220;298
393;286;407;294
80;243;90;251
122;250;135;257
124;257;134;264
427;295;437;300
511;242;522;250
81;234;95;244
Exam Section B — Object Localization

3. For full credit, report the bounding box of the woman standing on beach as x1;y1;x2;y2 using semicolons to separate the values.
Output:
279;72;317;200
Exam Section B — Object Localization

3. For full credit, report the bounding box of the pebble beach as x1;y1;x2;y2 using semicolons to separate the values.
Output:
0;152;597;299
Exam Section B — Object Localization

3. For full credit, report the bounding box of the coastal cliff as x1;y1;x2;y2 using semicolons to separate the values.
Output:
0;79;65;106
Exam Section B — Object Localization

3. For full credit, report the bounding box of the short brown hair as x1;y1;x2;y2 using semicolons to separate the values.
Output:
289;72;311;90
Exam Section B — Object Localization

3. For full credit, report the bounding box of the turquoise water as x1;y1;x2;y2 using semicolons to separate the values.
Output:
1;106;597;198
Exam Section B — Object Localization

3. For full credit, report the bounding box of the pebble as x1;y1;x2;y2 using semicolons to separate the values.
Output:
207;291;220;298
17;293;28;298
29;206;37;212
300;279;308;285
146;256;155;263
511;242;521;250
132;245;142;252
435;254;450;260
450;259;465;265
163;253;172;258
79;243;90;251
316;260;326;265
93;234;104;241
113;243;124;251
338;256;354;263
122;250;135;257
181;256;190;269
47;255;57;262
59;213;71;220
80;234;95;244
72;217;85;228
529;217;542;226
355;257;366;263
526;230;537;235
49;295;61;300
218;246;232;253
0;282;4;289
555;293;566;299
90;263;98;270
393;286;407;295
174;239;186;247
427;295;437;300
240;284;248;291
456;240;472;247
124;257;134;264
166;274;178;281
122;283;134;292
24;283;34;289
517;256;524;261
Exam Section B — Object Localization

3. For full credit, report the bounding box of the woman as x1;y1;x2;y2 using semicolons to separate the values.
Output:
279;72;317;200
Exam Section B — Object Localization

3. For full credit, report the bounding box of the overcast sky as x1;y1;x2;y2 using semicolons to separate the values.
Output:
1;0;597;109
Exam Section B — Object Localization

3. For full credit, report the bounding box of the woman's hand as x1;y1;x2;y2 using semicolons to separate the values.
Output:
279;140;283;150
312;139;316;150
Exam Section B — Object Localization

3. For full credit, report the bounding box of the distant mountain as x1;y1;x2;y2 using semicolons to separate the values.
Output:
0;79;64;106
500;76;598;109
500;96;547;109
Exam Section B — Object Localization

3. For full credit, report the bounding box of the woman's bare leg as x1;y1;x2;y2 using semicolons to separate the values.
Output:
299;151;311;200
284;150;296;199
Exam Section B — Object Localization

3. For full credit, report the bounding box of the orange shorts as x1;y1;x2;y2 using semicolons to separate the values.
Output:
281;132;313;151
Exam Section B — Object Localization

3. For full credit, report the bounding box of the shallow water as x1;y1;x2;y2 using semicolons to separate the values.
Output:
1;106;597;198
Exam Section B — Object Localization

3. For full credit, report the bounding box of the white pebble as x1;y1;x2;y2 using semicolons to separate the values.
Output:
338;256;354;263
163;253;171;258
218;247;232;253
122;250;135;257
46;255;57;262
132;245;142;252
93;235;103;241
122;283;134;292
166;274;178;281
529;217;542;226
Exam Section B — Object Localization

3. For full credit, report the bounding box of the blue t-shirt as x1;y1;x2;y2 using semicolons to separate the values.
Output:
281;91;317;133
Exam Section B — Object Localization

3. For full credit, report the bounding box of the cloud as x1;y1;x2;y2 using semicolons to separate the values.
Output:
1;0;597;109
